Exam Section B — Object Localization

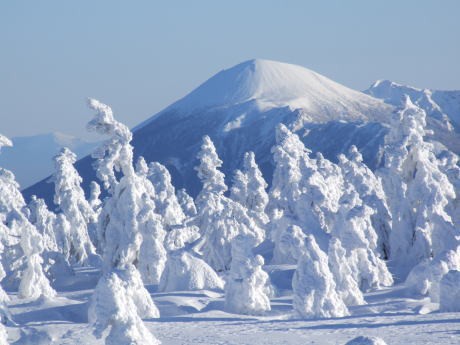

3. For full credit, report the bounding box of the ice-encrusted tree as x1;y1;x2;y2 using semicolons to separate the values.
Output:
331;183;393;290
338;146;392;259
269;125;338;263
26;195;59;253
291;233;349;319
16;218;56;300
159;229;224;292
147;162;185;229
439;270;460;312
225;234;271;315
176;188;197;218
328;238;365;306
89;181;102;214
230;151;269;226
87;99;160;341
0;135;55;294
405;248;460;302
438;151;460;233
379;97;457;279
89;271;160;345
53;147;97;265
195;136;264;271
137;194;167;285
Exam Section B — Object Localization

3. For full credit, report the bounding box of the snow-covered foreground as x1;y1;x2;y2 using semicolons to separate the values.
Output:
6;266;459;345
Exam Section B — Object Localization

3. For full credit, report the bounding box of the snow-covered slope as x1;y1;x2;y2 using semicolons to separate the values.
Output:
26;59;394;203
364;80;460;153
0;132;97;189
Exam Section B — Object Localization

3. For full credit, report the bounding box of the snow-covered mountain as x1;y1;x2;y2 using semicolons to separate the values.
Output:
0;132;97;189
23;59;459;205
364;80;460;153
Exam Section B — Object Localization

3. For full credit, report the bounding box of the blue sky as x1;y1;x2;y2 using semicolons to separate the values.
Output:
1;0;459;138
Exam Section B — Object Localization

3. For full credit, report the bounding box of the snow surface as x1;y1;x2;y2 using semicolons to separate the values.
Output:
3;266;460;345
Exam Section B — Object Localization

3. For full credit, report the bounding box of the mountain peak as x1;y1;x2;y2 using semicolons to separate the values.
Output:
169;59;381;114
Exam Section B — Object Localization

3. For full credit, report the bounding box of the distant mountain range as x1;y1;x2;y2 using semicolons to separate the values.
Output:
22;59;460;206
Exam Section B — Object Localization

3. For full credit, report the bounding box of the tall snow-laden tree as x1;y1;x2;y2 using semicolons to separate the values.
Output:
438;151;460;233
137;194;167;285
269;124;338;263
230;151;269;226
292;233;349;319
0;134;54;295
379;97;457;279
89;270;161;345
328;238;365;306
16;217;56;300
147;162;185;229
338;146;392;259
53;147;97;265
27;195;59;253
225;234;271;315
176;188;197;218
195;136;264;271
331;183;393;290
87;99;160;333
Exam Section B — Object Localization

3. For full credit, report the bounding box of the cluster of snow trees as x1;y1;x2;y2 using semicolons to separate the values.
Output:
0;96;460;344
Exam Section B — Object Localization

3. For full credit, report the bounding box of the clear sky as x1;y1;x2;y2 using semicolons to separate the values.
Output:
1;0;459;138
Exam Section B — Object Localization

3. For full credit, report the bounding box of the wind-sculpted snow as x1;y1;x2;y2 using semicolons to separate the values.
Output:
345;336;388;345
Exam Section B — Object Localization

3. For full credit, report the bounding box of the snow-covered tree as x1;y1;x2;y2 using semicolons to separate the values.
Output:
159;233;224;292
195;135;227;210
0;134;53;293
87;99;160;327
89;270;160;345
195;136;264;271
225;234;271;315
269;125;337;263
53;147;97;265
89;181;102;214
331;183;393;290
26;196;59;253
438;150;460;233
439;270;460;312
292;234;349;319
379;97;458;279
16;218;56;300
230;152;269;226
338;146;391;259
405;248;460;302
137;194;167;285
328;238;365;306
176;188;197;218
147;162;185;229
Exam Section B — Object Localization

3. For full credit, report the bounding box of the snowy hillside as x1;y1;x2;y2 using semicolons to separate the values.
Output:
365;80;460;153
25;59;393;203
0;132;96;189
